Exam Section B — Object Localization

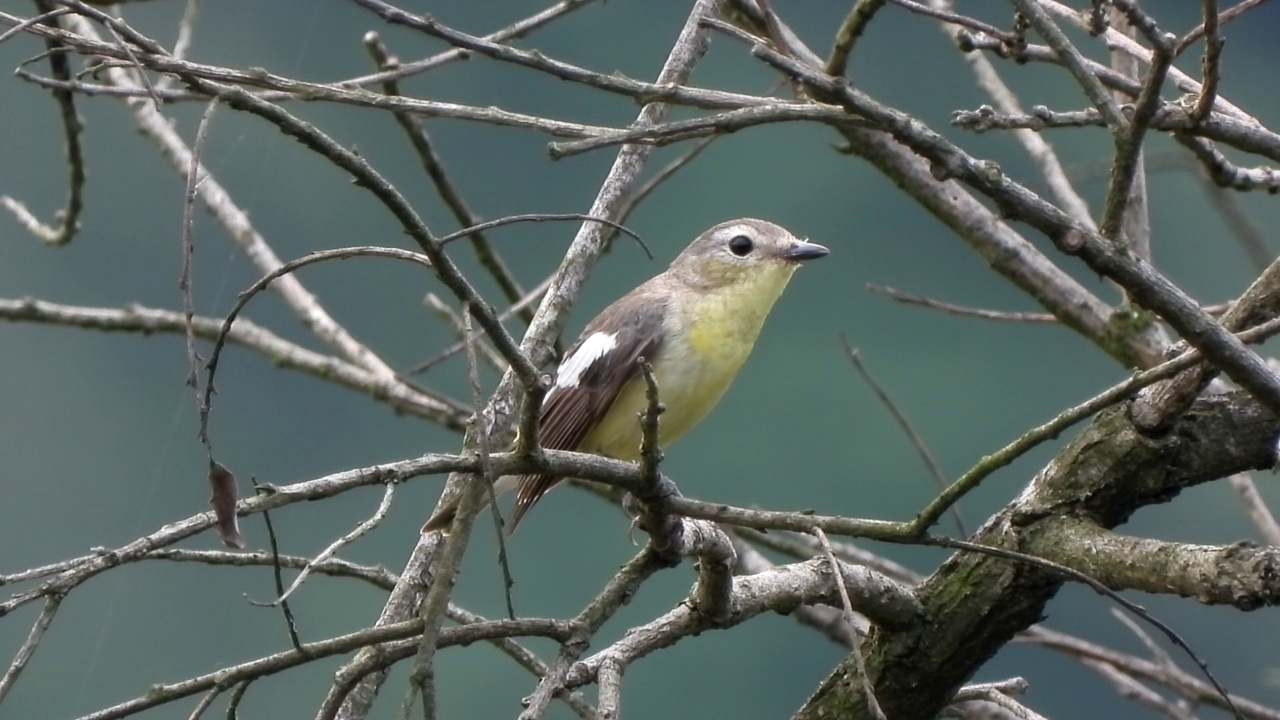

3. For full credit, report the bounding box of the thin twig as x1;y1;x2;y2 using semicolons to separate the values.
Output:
630;359;682;554
170;0;198;63
909;310;1280;533
184;98;217;451
814;528;886;720
1082;659;1197;720
615;137;717;223
840;334;966;536
463;304;516;621
256;483;396;607
406;275;555;376
1099;8;1175;243
1024;626;1279;720
1110;607;1178;671
437;213;649;259
363;31;533;328
2;1;84;245
1176;0;1271;54
518;549;668;720
825;0;888;76
423;294;506;374
0;297;469;427
0;7;70;46
337;0;603;89
890;0;1014;42
934;0;1095;229
1177;133;1280;192
1104;5;1154;269
924;536;1242;720
201;246;439;446
1191;0;1224;125
224;681;250;720
186;685;220;720
548;103;871;158
1228;474;1280;546
72;616;569;720
1010;0;1126;131
730;533;859;647
399;460;493;720
947;679;1046;720
252;479;302;651
868;283;1056;322
140;548;398;590
444;605;596;719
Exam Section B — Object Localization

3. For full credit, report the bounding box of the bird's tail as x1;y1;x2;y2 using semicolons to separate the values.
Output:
420;475;516;534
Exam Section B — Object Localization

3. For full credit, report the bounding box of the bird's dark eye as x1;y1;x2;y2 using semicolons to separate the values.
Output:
728;235;754;257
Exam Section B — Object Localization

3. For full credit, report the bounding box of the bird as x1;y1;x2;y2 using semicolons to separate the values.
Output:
422;217;829;534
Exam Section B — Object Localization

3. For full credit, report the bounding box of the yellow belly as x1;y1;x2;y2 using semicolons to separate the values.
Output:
579;343;743;459
578;270;793;459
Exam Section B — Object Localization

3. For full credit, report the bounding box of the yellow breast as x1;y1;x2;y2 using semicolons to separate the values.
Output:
580;262;799;460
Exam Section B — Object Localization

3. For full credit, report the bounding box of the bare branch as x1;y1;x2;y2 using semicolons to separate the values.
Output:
363;31;532;328
1098;3;1174;244
1176;0;1272;54
1023;626;1280;720
841;336;964;535
825;0;888;77
424;294;506;375
1;2;84;245
947;678;1044;720
0;596;62;704
1228;473;1280;546
868;283;1057;322
0;297;469;427
1190;0;1224;126
338;0;604;88
1010;0;1126;130
445;605;598;720
75;617;570;720
265;482;396;607
53;12;405;383
725;30;1280;414
565;555;921;689
1027;517;1280;610
815;528;886;720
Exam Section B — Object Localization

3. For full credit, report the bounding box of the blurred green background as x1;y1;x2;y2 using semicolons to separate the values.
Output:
3;2;1280;718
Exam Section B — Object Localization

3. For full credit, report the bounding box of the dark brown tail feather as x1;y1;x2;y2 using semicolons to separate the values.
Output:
506;473;564;535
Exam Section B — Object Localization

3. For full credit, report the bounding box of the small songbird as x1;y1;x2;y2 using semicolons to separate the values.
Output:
422;218;829;534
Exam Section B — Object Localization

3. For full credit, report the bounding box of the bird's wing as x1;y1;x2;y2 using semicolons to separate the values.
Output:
508;293;667;533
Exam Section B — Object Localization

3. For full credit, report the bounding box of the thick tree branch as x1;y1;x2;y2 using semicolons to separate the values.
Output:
1027;517;1280;610
950;104;1280;166
794;392;1280;720
341;3;727;716
565;555;920;689
725;31;1280;411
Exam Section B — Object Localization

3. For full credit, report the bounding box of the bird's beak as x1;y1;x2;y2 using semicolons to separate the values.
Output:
777;239;830;262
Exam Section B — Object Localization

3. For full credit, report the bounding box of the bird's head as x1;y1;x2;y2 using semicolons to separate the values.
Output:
669;218;829;292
